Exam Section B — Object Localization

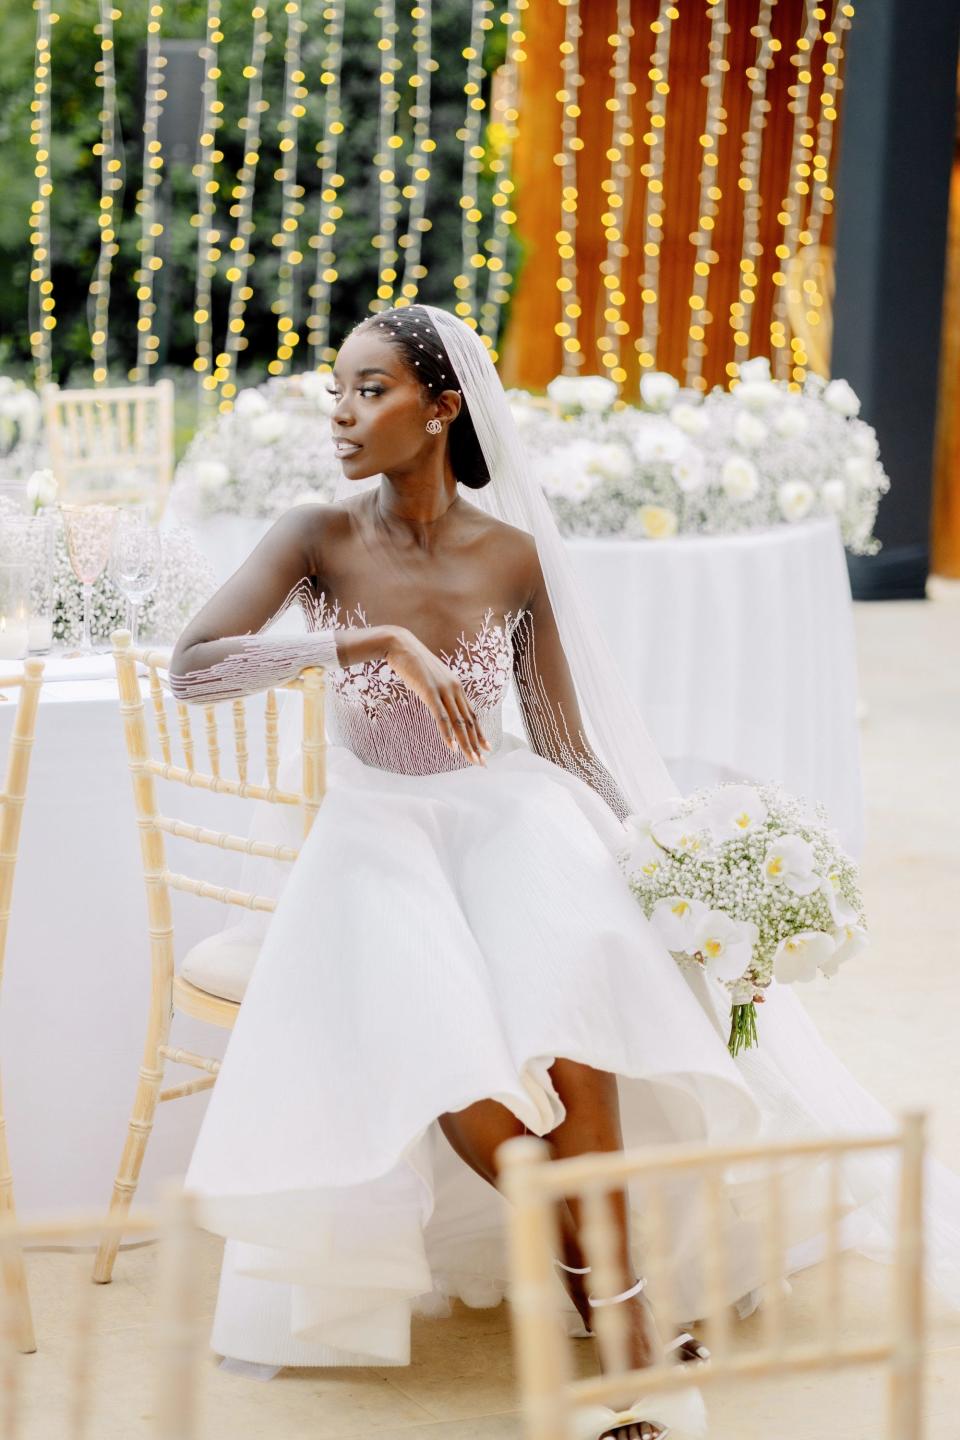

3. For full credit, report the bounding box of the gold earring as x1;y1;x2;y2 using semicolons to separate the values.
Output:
425;418;442;435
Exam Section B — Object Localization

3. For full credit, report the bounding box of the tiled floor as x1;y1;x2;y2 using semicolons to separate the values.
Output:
10;583;960;1438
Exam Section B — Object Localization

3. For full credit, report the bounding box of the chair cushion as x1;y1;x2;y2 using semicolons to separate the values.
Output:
180;928;262;1003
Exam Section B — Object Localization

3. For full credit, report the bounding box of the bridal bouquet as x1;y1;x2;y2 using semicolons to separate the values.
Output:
620;783;867;1055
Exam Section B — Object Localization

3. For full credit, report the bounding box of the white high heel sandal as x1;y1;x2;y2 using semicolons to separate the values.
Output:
552;1263;708;1440
554;1261;710;1362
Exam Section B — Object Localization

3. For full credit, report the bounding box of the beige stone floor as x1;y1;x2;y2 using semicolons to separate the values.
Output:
10;583;960;1439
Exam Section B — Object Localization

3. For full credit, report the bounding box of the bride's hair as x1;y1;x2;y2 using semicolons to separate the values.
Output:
353;306;491;490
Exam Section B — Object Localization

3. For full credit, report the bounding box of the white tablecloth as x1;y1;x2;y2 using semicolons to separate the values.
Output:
186;513;863;853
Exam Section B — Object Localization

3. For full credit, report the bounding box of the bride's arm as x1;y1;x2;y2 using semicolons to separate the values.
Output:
512;547;631;819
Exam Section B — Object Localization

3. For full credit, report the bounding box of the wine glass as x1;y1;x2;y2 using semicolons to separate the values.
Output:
108;510;162;647
61;503;118;656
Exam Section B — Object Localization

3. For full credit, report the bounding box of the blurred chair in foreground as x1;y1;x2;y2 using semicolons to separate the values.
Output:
42;381;175;520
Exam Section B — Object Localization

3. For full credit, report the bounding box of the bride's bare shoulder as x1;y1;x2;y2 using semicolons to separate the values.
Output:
461;502;541;589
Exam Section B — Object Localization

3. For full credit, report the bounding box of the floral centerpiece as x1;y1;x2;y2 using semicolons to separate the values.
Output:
170;373;342;521
620;782;868;1055
511;359;888;553
0;379;44;481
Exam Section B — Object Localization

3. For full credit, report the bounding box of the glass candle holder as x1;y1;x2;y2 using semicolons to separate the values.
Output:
0;519;31;660
25;511;56;654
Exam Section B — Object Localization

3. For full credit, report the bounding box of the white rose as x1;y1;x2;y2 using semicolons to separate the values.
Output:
734;411;768;449
673;449;707;494
821;479;847;514
545;375;580;409
777;480;815;522
631;416;688;464
637;504;678;540
821;923;868;976
843;455;882;491
692;911;759;984
721;455;760;502
234;388;268;418
849;426;878;458
823;378;861;418
737;357;772;385
773;931;836;984
640;371;680;412
192;459;230;494
650;896;709;955
736;379;780;411
772;405;809;440
669;401;709;438
762;834;821;896
297;370;336;414
578;375;619;413
26;467;57;507
248;411;287;446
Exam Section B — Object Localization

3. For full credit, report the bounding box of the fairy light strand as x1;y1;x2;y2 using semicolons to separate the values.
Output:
479;1;525;358
727;0;779;375
216;2;271;409
131;2;167;383
453;0;491;325
683;0;729;391
371;0;403;312
88;1;124;386
27;0;56;385
192;0;224;403
396;0;437;306
554;0;584;374
769;0;821;381
268;0;308;376
636;1;679;372
306;0;346;364
595;0;635;388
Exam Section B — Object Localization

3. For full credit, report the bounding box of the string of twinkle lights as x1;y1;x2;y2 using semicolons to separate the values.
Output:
683;1;729;392
636;1;679;372
727;0;778;374
192;0;223;402
269;1;309;376
396;0;436;306
371;0;403;311
595;0;635;388
216;2;271;409
131;2;166;384
769;0;822;381
27;0;56;387
89;1;125;386
554;0;584;374
479;1;524;358
306;0;346;364
453;0;492;325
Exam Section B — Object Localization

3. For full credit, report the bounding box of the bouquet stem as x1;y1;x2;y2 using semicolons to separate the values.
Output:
728;1002;758;1056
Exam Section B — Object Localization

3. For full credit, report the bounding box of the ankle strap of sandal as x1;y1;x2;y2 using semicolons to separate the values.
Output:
553;1257;592;1275
587;1275;647;1307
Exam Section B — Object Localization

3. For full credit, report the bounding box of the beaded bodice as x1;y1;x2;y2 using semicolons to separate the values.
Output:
309;595;522;776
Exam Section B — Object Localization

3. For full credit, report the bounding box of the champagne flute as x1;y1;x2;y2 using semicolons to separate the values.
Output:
108;510;162;647
61;503;118;656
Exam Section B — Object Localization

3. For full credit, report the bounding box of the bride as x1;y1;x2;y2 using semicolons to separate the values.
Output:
171;306;958;1440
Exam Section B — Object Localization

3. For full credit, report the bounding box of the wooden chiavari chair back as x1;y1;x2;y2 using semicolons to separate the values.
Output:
41;381;174;519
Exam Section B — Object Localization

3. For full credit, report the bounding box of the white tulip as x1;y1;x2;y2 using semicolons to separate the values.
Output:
640;371;680;411
762;835;821;896
670;401;709;437
821;479;847;514
734;411;768;449
192;460;230;494
736;379;780;411
772;405;809;440
651;896;709;955
248;411;287;446
772;931;836;984
297;370;336;414
630;416;688;464
235;388;268;418
777;480;815;522
823;378;861;418
705;785;768;841
821;923;869;975
673;449;707;494
737;356;772;384
721;455;760;502
26;467;57;507
637;504;678;540
692;911;758;983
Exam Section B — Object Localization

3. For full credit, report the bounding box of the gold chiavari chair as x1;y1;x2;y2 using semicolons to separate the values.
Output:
1;1192;202;1438
41;380;175;519
93;630;326;1284
0;660;45;1356
499;1115;925;1440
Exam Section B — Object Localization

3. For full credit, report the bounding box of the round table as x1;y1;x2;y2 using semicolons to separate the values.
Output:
183;513;864;855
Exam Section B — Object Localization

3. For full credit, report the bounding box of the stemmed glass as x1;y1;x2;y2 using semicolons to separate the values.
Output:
61;503;118;656
108;509;162;647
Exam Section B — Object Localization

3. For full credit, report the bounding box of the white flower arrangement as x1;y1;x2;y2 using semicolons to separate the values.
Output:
509;359;889;553
0;379;44;478
620;782;867;1054
169;373;342;520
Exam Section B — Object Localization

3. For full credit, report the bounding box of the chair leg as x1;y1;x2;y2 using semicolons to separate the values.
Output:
92;1055;167;1285
0;1110;35;1353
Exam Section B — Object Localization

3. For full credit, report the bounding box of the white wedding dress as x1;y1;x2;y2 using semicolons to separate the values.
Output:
184;598;960;1369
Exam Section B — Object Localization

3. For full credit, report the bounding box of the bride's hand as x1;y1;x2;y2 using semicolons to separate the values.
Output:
384;628;491;766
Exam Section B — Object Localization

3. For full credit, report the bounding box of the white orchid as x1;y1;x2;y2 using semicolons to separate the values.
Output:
26;467;57;508
721;455;760;502
733;411;768;449
823;378;861;418
637;504;678;540
705;785;768;841
630;416;688;464
762;835;821;896
640;371;680;412
773;931;836;983
771;405;809;440
822;923;868;975
693;911;758;983
669;401;709;438
650;895;709;954
777;480;815;522
651;812;711;855
622;809;674;877
673;449;707;494
821;479;847;514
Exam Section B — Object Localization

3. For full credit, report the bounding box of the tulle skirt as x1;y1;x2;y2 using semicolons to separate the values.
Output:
185;735;960;1367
